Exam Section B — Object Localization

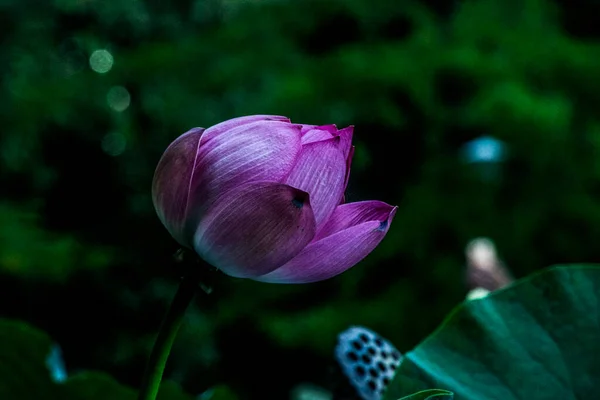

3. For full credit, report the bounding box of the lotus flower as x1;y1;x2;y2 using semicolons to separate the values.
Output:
152;115;396;283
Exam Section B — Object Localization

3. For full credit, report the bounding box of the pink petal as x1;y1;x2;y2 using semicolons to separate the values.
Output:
315;200;395;240
186;120;303;226
255;201;397;284
343;145;355;194
337;126;354;161
339;145;354;205
284;138;347;229
193;182;317;279
301;124;338;134
202;115;290;145
298;125;355;204
152;128;204;247
301;124;338;145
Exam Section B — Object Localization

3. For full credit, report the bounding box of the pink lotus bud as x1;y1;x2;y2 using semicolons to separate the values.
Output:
152;115;397;283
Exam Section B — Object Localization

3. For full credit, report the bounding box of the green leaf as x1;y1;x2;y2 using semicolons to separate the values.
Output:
385;265;600;400
398;389;454;400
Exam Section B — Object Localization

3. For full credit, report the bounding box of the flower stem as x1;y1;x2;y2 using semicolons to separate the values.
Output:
137;273;201;400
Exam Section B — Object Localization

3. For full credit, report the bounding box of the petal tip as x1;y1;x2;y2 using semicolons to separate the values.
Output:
255;202;397;284
337;126;354;137
266;115;291;122
302;124;338;134
377;205;397;232
184;127;206;135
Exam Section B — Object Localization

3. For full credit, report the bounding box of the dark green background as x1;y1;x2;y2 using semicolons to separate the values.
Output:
1;0;599;398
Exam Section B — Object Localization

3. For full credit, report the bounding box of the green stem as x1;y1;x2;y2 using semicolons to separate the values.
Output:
137;274;201;400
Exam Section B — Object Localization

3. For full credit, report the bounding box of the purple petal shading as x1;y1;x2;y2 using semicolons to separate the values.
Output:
301;124;338;134
185;120;303;228
337;126;354;160
301;124;338;145
339;130;355;203
193;182;317;278
255;201;397;283
342;145;355;194
285;138;347;228
152;128;205;247
315;200;395;240
201;115;290;145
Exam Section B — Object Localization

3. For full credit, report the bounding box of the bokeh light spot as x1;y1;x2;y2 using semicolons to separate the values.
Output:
45;344;67;383
89;49;114;74
461;135;506;163
467;287;491;300
107;86;131;112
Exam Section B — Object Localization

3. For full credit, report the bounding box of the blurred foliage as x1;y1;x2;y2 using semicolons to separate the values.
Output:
1;0;600;398
0;203;113;280
0;318;201;400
